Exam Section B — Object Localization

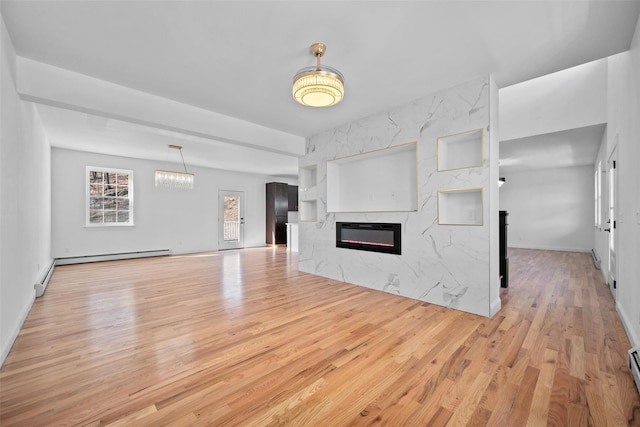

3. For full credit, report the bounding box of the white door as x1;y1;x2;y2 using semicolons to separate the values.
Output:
606;146;617;299
219;190;244;250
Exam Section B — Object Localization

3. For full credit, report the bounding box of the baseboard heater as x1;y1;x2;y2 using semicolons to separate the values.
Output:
630;348;640;396
35;249;170;297
55;249;170;266
591;248;601;270
34;259;56;297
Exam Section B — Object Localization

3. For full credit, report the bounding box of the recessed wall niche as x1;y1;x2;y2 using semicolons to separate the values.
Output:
298;164;318;221
437;128;483;171
299;164;317;190
438;188;483;226
299;199;317;222
327;142;417;213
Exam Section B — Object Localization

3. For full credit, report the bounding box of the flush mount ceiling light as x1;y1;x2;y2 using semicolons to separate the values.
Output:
155;145;194;190
293;42;344;108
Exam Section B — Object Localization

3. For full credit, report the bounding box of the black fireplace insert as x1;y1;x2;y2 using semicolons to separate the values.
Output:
336;222;401;255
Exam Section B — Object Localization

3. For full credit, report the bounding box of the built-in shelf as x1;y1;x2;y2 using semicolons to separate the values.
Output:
299;164;318;190
327;142;417;212
299;199;318;222
438;188;483;226
437;129;483;171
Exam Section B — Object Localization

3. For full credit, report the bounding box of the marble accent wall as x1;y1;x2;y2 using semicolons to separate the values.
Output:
298;77;500;317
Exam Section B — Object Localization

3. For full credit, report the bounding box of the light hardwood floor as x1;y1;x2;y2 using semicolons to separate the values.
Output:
1;247;638;426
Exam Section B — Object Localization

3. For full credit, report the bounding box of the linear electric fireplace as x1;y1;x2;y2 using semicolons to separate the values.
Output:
336;222;401;255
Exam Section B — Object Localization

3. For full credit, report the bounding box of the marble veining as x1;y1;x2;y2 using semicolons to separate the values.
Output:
383;274;401;295
299;77;499;317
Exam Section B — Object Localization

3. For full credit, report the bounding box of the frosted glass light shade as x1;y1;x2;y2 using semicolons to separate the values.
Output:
155;170;194;190
293;66;344;107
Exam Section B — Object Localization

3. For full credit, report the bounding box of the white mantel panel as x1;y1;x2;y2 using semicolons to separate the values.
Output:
299;77;499;317
327;143;417;212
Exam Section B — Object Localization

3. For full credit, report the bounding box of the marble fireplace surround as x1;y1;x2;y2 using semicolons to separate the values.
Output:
298;76;500;317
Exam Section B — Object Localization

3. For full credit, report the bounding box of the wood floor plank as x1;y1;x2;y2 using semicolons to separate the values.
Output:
528;348;558;425
507;365;540;425
1;247;639;425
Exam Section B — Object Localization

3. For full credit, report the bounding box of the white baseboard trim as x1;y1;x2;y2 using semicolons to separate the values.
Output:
170;248;216;256
617;302;640;349
490;297;502;317
1;290;35;368
508;243;591;253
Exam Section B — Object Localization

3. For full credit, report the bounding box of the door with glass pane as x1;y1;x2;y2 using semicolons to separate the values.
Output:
219;190;244;250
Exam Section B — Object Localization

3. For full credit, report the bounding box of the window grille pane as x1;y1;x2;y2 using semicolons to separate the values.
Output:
117;187;128;197
117;211;130;223
89;197;103;210
89;210;103;223
105;172;117;185
103;198;116;210
89;171;103;184
104;185;116;197
116;198;129;210
116;174;128;186
103;211;117;223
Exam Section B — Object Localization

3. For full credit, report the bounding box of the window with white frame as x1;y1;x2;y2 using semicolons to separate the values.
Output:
86;167;134;226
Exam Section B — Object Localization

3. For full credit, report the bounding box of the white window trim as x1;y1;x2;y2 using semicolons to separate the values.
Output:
85;166;135;227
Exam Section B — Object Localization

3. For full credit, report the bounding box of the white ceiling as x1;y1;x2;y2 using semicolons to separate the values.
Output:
2;1;639;176
500;124;606;173
35;104;300;177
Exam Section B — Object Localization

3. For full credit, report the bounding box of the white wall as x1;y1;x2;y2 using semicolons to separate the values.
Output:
52;148;272;258
595;14;640;348
624;15;640;348
500;166;594;252
1;14;52;366
500;58;607;141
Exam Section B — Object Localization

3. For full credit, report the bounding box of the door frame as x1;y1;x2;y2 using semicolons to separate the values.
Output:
606;145;618;299
218;190;245;250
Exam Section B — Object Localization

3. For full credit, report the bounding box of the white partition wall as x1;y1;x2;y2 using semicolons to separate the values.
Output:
298;76;501;317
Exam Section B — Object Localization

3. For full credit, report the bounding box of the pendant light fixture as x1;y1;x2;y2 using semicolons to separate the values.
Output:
293;42;344;108
155;145;194;190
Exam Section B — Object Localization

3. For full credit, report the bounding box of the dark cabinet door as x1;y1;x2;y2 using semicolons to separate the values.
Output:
266;182;290;245
275;216;287;244
274;183;288;216
288;185;298;211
